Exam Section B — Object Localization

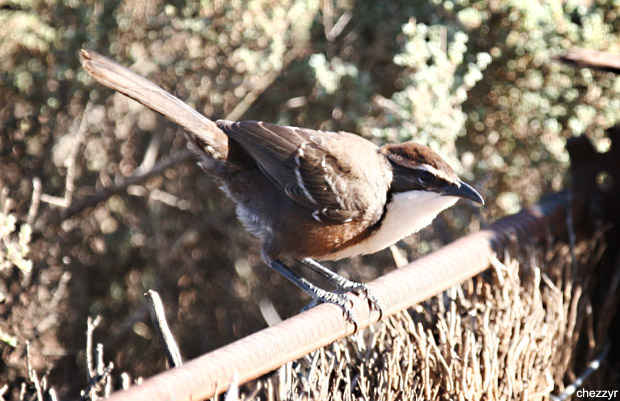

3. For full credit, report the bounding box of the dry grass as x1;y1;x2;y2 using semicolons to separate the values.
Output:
228;229;615;400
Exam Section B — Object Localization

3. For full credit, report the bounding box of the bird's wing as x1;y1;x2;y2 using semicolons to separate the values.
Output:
216;120;385;222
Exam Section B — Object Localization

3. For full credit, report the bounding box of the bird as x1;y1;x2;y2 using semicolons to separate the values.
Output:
79;49;484;323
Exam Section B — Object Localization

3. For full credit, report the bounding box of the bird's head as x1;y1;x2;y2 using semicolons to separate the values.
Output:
381;142;484;205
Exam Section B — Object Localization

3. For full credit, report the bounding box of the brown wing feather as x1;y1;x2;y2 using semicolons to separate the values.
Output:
216;120;384;222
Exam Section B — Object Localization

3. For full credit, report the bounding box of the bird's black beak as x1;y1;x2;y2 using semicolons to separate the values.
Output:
442;180;484;205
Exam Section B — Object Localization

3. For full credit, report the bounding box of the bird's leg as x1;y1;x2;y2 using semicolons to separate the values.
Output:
299;258;383;315
262;256;357;326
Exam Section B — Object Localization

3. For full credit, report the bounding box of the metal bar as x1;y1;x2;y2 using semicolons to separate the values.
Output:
104;191;570;401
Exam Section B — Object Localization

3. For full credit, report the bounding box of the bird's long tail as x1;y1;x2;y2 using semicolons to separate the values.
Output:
79;49;229;163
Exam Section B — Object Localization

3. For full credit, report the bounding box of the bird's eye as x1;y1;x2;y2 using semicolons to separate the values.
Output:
417;171;435;185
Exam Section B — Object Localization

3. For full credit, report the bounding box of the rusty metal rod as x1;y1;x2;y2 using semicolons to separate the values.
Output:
103;191;569;401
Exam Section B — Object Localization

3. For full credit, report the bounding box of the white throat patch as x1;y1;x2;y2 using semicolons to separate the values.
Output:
324;190;459;260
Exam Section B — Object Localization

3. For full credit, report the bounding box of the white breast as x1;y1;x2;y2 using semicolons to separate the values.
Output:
322;191;459;260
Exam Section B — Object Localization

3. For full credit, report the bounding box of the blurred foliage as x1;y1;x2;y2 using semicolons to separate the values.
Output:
368;23;492;171
0;198;33;276
0;0;619;397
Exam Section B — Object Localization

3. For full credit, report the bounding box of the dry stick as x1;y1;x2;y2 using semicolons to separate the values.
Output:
18;382;26;401
138;131;161;173
81;316;122;400
65;102;92;205
145;290;183;368
321;0;335;59
100;220;215;354
0;187;9;214
40;102;91;209
28;178;42;226
93;343;115;398
85;316;102;385
35;271;72;333
82;363;115;401
25;342;44;401
62;150;192;220
81;332;115;401
96;343;105;377
327;10;352;41
223;374;240;401
120;373;132;390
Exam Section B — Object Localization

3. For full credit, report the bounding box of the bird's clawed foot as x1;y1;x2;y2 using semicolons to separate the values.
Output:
266;257;383;327
333;279;383;318
301;288;357;327
299;258;383;318
265;257;360;326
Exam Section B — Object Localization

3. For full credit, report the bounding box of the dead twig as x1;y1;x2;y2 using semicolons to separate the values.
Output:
62;150;192;220
25;342;44;401
81;360;114;401
27;178;42;226
82;317;115;400
40;102;92;209
36;271;72;333
145;290;183;368
86;316;102;385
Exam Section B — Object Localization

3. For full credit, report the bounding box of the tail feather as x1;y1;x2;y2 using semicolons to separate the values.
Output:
79;49;229;161
184;132;233;175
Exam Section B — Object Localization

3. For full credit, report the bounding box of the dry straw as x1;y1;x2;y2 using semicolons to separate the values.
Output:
232;229;611;400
